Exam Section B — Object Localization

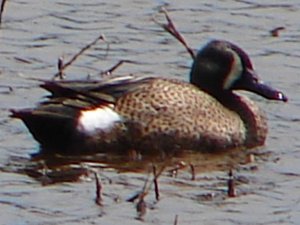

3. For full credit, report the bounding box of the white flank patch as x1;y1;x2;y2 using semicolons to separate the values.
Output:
223;49;243;90
76;105;122;134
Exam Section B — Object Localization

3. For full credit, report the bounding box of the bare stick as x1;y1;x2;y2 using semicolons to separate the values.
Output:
174;214;179;225
134;172;150;221
152;165;160;201
140;162;167;199
128;162;167;205
227;169;236;197
167;161;186;177
0;0;7;25
127;170;151;203
57;56;65;80
94;172;103;206
270;26;285;37
53;34;106;80
190;163;196;181
100;59;134;77
135;162;168;220
136;195;146;221
127;192;140;203
153;8;195;60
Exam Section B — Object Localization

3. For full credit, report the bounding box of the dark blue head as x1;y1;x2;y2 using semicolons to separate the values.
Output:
190;40;288;102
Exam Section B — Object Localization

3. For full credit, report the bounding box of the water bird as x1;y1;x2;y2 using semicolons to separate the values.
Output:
11;40;287;155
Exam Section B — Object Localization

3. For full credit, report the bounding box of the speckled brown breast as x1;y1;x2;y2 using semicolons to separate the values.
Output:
113;78;266;153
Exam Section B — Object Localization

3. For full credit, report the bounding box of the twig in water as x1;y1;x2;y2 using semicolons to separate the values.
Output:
127;170;151;203
129;163;168;220
150;162;168;200
136;194;147;221
100;60;134;77
53;34;106;80
227;169;236;197
0;0;7;25
94;172;103;206
129;162;169;220
270;26;285;37
153;7;195;60
57;56;65;80
127;192;140;203
134;172;150;221
128;162;167;203
152;165;160;201
167;161;186;178
190;163;196;181
174;214;179;225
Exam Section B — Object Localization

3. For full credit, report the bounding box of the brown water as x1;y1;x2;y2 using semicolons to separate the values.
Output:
1;1;300;224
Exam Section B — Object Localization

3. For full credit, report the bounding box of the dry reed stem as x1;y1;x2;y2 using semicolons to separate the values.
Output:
227;169;236;197
153;7;195;60
190;163;196;181
174;214;179;225
152;165;160;201
100;59;134;77
0;0;7;25
94;172;103;206
53;34;106;80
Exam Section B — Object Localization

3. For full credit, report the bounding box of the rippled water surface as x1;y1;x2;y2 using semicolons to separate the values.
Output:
1;1;300;224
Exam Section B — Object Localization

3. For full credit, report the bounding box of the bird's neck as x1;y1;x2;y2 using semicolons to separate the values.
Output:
217;91;268;148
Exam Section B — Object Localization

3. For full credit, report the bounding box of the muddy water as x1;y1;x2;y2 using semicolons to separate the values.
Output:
1;1;300;224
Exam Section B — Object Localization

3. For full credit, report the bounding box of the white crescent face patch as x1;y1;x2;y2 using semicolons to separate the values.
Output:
76;105;122;134
223;49;243;90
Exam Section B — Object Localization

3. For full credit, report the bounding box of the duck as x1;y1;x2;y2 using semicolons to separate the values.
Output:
11;40;287;155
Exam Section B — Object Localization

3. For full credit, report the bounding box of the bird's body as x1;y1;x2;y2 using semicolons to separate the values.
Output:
11;40;287;155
